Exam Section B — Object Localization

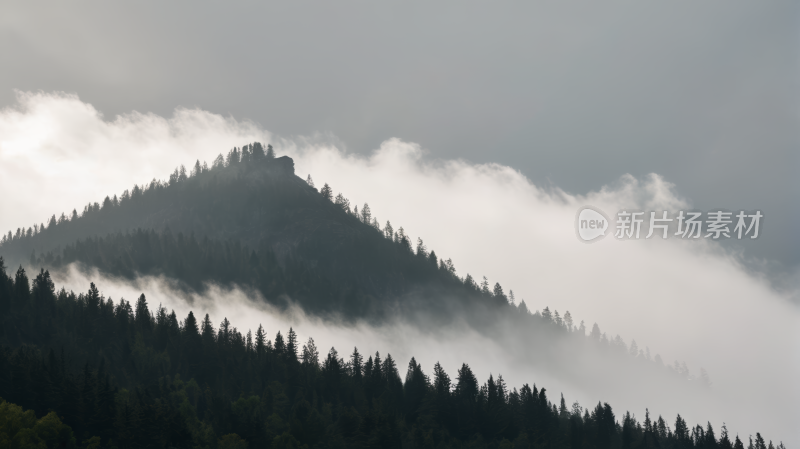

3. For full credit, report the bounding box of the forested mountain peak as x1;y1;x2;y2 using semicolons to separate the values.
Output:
0;142;472;320
0;143;717;420
3;143;368;266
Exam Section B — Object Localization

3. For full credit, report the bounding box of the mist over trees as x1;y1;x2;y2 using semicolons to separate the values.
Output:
0;142;771;447
0;261;782;449
1;143;706;387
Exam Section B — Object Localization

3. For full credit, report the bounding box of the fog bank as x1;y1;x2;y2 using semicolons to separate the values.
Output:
50;264;797;446
1;92;797;445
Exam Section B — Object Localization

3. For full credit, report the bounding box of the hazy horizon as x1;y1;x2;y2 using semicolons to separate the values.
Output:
0;92;796;445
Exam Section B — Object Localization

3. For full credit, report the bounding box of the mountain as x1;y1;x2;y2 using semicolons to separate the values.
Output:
0;142;768;447
2;144;481;322
0;143;712;391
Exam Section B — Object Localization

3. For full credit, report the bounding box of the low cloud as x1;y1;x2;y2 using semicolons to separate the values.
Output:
290;141;799;444
2;92;798;445
0;90;268;234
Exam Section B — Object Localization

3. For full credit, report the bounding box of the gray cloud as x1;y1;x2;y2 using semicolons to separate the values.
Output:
1;1;796;270
0;93;797;444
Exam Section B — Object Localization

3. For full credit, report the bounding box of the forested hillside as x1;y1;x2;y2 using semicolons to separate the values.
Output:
0;143;720;412
1;143;484;321
0;262;783;449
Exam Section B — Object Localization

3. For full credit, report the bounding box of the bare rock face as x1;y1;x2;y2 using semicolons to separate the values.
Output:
273;156;294;175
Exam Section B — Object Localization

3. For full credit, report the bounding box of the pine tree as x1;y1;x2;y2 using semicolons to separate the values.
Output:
0;258;10;314
493;282;507;302
656;415;668;440
480;277;490;295
443;258;455;275
384;221;394;240
241;144;252;163
323;347;342;381
213;154;225;168
720;424;733;449
201;314;215;345
416;238;427;257
397;227;412;251
542;306;552;322
371;352;383;388
361;203;372;224
301;337;319;368
630;340;639;357
226;148;240;166
564;311;574;331
306;175;315;189
274;331;285;355
87;282;101;313
590;323;601;340
404;357;427;423
183;311;199;336
755;434;766;449
255;325;266;357
433;362;451;396
14;266;30;307
675;414;690;446
334;193;350;212
246;330;253;353
218;317;231;346
464;274;477;290
286;327;299;362
320;183;333;201
134;294;151;330
350;347;363;381
428;250;438;268
31;269;55;309
251;142;265;160
455;363;478;400
622;411;635;449
192;160;202;177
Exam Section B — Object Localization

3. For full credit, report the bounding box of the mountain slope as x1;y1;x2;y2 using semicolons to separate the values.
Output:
2;145;480;321
0;143;717;420
0;265;777;449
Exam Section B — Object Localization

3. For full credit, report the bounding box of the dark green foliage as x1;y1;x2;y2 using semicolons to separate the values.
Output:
0;262;785;448
0;397;76;448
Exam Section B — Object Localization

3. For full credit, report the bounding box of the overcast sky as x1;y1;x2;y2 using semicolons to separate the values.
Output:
1;3;798;443
1;1;797;273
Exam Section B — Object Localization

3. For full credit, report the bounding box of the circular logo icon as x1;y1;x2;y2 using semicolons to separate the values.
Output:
575;206;610;243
